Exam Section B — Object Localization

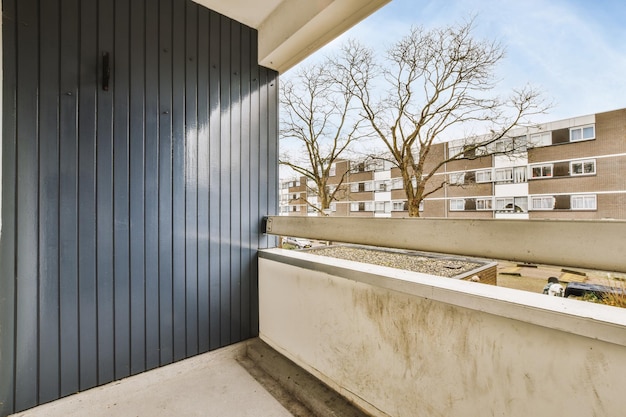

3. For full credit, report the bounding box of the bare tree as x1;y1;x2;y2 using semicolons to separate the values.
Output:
334;19;549;216
280;60;365;215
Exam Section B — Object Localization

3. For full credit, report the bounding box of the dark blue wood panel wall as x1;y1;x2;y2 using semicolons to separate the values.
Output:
0;0;278;414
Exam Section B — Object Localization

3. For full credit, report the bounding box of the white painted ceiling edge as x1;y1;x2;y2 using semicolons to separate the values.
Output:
193;0;392;73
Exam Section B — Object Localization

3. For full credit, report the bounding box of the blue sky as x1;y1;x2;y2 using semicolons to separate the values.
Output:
296;0;626;125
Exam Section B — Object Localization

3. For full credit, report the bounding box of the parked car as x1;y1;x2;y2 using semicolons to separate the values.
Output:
564;282;623;299
282;237;313;249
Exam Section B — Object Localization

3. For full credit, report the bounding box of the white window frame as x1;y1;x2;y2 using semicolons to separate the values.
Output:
495;138;513;153
329;163;336;177
449;199;465;211
495;197;513;211
531;196;555;210
569;125;595;142
513;166;527;183
530;132;551;147
391;178;403;190
495;168;513;182
449;172;465;185
530;163;553;179
392;201;406;211
475;170;492;183
448;145;463;159
571;194;597;210
570;159;596;176
375;180;389;192
476;198;493;211
330;202;337;212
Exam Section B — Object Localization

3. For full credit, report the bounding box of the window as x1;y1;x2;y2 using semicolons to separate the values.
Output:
366;160;384;171
330;202;337;212
514;197;528;213
496;198;512;211
571;160;596;175
531;196;555;210
571;195;597;210
448;145;462;159
450;199;465;211
513;166;527;183
375;181;389;192
496;197;528;212
463;145;476;158
375;202;390;213
476;170;492;183
570;125;595;142
449;172;464;185
391;178;403;190
350;202;373;212
530;132;551;147
329;163;336;176
513;135;528;151
495;168;513;182
476;198;493;210
495;138;513;153
530;164;552;179
350;183;358;192
392;201;408;211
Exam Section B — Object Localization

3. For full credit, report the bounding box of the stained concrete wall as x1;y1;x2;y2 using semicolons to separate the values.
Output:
258;248;626;417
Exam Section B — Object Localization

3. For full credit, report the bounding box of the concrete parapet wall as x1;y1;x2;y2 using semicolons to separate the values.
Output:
259;248;626;417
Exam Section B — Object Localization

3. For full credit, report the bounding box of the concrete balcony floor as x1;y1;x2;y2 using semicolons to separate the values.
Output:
12;339;367;417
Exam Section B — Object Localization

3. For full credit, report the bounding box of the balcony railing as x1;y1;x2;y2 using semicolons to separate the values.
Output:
260;216;626;417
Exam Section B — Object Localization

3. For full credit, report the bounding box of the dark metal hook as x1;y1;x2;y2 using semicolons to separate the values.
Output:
102;52;110;91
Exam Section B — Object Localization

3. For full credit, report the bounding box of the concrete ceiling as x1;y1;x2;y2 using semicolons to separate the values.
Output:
193;0;391;73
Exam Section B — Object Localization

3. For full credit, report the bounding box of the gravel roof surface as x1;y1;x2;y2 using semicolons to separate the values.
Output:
306;246;482;278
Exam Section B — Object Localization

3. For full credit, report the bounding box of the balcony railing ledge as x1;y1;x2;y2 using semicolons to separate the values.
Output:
260;248;626;347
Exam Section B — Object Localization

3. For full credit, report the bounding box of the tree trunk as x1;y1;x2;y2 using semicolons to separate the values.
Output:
407;196;421;217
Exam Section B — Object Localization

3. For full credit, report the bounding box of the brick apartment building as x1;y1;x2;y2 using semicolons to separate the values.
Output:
279;108;626;220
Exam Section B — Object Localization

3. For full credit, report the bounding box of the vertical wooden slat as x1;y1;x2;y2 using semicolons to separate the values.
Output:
219;15;232;347
248;29;261;335
13;5;42;405
96;0;116;386
229;22;242;343
158;0;174;366
239;25;252;339
37;0;61;404
14;0;40;410
144;0;161;371
77;0;99;391
113;0;131;379
185;1;199;356
171;0;187;361
0;0;18;414
129;0;147;376
208;10;222;350
58;0;81;396
196;6;211;353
